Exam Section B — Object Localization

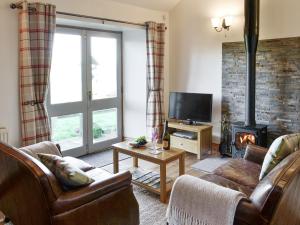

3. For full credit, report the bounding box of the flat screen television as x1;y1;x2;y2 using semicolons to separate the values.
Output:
168;92;213;123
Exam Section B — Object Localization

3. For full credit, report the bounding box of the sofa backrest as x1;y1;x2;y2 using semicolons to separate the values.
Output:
0;142;62;225
20;141;62;159
250;150;300;222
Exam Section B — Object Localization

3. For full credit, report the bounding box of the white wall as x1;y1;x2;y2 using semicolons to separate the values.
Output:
170;0;300;143
123;30;147;138
0;1;19;146
0;0;169;146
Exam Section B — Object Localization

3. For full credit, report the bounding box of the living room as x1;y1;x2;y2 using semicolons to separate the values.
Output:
0;0;299;225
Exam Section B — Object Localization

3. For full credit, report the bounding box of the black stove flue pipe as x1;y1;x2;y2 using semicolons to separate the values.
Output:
244;0;260;127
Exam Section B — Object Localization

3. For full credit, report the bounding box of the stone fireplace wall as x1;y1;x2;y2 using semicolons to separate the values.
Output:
222;37;300;144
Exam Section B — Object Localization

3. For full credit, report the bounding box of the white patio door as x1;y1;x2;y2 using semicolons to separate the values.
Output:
47;27;122;157
87;31;122;153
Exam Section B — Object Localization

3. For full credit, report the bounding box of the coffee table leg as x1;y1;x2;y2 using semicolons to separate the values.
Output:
160;163;167;203
113;149;119;174
133;156;138;168
179;153;185;175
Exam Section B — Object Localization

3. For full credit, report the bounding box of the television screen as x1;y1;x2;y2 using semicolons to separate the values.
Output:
168;92;213;123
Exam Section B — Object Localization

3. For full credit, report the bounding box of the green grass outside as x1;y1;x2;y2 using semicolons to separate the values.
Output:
52;110;117;142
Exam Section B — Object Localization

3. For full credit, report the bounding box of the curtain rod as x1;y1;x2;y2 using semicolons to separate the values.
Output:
10;2;167;30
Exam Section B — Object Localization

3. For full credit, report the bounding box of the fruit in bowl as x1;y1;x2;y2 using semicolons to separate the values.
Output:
129;136;147;148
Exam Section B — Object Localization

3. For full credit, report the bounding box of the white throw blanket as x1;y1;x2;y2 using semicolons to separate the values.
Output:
166;175;246;225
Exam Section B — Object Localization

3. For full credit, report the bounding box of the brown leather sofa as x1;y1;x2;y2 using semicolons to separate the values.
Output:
199;144;300;225
0;142;139;225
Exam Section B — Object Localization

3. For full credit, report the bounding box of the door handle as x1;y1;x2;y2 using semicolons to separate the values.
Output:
88;91;92;101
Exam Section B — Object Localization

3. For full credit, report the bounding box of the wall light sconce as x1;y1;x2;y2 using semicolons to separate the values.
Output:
211;16;233;32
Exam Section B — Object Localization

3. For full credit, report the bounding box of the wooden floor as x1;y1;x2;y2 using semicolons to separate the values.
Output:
103;144;220;181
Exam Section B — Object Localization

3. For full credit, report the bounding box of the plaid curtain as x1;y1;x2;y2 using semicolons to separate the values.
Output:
146;22;166;139
19;2;56;146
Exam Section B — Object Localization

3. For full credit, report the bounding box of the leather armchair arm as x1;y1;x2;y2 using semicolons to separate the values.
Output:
52;171;132;214
244;144;268;165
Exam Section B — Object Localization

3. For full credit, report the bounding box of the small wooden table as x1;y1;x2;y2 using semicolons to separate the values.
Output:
112;142;185;203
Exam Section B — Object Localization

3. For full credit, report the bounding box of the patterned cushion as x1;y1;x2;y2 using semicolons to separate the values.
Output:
38;153;94;188
259;133;300;180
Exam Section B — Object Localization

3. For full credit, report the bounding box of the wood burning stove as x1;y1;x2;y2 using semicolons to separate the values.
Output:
230;0;268;158
231;122;267;158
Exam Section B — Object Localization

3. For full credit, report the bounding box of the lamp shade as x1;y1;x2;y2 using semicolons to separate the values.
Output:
224;16;233;27
211;17;221;28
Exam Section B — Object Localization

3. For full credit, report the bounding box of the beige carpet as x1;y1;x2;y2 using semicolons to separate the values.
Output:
133;185;167;225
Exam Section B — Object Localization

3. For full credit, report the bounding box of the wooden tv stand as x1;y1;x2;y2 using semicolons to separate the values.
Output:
168;121;212;159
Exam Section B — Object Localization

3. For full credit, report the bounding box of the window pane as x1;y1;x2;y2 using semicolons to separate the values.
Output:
50;33;82;104
51;113;83;151
91;37;117;100
93;108;117;143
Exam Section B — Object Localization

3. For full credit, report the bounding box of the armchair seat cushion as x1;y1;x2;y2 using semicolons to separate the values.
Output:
214;159;261;189
200;174;254;197
85;168;114;181
64;156;95;172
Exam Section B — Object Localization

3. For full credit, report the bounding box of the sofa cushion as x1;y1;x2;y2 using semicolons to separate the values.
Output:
63;156;95;172
38;153;94;188
200;173;254;197
259;133;300;180
214;159;261;189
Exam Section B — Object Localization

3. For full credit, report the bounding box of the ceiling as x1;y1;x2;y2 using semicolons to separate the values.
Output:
109;0;181;11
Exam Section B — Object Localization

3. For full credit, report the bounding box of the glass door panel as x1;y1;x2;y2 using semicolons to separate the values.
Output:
51;113;83;150
50;33;82;104
91;37;117;100
93;108;118;143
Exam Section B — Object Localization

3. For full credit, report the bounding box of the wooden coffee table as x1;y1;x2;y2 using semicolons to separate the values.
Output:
112;141;185;203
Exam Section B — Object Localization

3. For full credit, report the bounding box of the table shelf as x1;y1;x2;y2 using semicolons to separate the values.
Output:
130;167;173;194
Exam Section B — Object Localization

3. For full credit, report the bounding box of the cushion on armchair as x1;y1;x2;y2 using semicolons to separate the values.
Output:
38;153;94;188
259;133;300;180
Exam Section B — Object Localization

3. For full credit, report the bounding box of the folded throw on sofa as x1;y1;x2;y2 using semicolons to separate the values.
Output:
167;175;246;225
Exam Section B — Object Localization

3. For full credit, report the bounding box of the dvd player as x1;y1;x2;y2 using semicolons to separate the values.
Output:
172;131;197;140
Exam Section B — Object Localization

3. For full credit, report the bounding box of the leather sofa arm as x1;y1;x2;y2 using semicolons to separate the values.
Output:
52;171;132;214
244;144;268;165
234;200;267;225
167;175;248;225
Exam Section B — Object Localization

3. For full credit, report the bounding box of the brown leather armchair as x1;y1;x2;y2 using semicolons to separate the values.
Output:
199;144;300;225
0;142;139;225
